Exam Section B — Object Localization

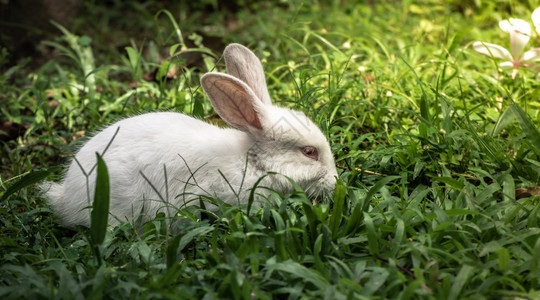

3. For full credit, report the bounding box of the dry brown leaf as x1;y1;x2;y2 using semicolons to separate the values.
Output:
515;187;540;199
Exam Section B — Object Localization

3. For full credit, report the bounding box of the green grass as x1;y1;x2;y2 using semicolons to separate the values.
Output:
1;0;540;298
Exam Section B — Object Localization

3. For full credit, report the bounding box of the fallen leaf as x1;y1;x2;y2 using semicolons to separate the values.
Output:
515;187;540;199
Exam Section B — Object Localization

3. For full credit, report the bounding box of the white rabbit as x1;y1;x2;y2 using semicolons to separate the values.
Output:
43;43;338;227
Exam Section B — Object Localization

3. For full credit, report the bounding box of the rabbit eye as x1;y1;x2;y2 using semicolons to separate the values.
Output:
301;146;319;160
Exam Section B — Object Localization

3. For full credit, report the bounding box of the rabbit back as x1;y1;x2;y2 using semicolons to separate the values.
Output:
45;112;251;227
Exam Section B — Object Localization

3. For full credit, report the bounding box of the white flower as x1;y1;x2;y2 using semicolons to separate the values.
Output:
473;16;540;79
499;18;531;58
533;7;540;34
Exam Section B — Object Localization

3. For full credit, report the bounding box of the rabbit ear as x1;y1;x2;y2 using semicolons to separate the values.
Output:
223;43;272;105
201;72;268;134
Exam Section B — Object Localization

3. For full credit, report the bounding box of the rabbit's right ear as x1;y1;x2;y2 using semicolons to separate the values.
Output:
201;73;268;135
224;44;272;106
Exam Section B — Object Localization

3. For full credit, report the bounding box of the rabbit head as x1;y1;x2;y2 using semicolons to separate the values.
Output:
201;44;338;199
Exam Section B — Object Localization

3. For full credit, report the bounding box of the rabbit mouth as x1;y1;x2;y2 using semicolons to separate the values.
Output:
305;185;334;205
301;175;336;201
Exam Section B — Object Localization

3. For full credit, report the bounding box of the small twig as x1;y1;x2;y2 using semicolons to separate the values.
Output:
337;164;387;176
373;254;416;280
449;172;479;181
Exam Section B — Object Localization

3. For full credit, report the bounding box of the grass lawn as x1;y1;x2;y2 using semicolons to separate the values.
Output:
1;0;540;298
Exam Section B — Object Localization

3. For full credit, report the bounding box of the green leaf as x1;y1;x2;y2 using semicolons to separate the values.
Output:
432;176;464;190
313;234;325;274
268;260;329;288
399;57;430;125
363;176;400;211
1;168;57;202
363;212;379;254
302;201;319;244
166;235;181;269
400;279;422;300
445;209;480;217
125;46;142;80
78;35;92;47
392;218;405;256
156;60;171;81
446;27;471;55
178;226;214;251
510;104;540;154
90;153;110;246
329;180;346;239
531;238;540;272
492;106;515;136
344;197;364;236
169;43;181;57
500;172;515;203
271;210;289;261
155;10;184;45
247;174;270;215
497;248;509;272
449;265;474;300
413;160;424;179
125;47;139;69
192;98;204;118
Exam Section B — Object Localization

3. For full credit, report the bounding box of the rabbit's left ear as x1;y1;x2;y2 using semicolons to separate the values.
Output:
224;43;272;106
201;73;269;135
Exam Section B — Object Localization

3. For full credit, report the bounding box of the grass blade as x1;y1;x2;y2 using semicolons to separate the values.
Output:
363;212;378;254
432;176;464;191
166;235;181;269
90;153;110;246
1;168;58;202
399;57;430;124
329;180;346;240
362;176;400;211
155;9;184;45
268;260;329;288
510;104;540;154
448;265;474;300
491;106;515;136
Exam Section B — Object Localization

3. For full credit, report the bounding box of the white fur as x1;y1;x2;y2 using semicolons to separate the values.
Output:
43;44;338;227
